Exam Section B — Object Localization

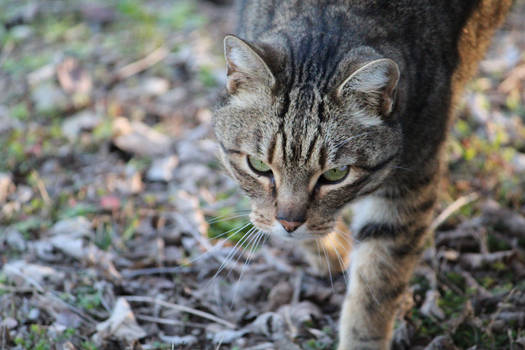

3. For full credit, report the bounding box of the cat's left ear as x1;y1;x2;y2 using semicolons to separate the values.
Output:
336;58;400;117
224;35;276;94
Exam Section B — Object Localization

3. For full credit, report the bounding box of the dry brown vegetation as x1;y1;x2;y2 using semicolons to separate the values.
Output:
1;1;525;349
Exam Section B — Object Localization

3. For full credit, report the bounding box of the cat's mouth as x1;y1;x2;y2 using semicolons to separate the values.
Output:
250;213;333;241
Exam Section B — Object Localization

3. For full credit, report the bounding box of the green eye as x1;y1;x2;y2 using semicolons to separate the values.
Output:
322;166;350;183
248;155;271;174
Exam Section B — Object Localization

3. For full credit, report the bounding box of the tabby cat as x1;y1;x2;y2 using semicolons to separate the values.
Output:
212;1;511;348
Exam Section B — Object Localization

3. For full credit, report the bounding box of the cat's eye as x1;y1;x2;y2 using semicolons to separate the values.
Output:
321;166;350;183
248;155;272;175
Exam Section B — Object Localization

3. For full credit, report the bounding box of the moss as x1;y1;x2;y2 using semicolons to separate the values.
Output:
445;272;466;292
207;206;252;245
438;290;468;318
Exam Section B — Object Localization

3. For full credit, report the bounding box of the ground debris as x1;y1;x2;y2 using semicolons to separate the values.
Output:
1;1;524;349
94;298;146;344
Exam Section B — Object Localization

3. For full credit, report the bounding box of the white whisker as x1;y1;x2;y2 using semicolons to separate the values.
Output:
331;236;349;285
226;228;260;280
335;132;368;148
208;226;257;286
334;228;356;245
230;230;265;307
319;239;335;290
211;221;252;240
207;212;250;224
179;222;252;268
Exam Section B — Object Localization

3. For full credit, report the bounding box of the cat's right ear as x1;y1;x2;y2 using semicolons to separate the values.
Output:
336;58;400;118
224;35;276;94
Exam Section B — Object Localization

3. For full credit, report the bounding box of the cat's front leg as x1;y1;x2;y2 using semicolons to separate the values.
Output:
337;194;434;350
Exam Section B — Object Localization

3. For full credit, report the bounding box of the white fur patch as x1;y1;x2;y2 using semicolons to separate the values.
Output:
229;46;256;73
351;104;383;127
351;196;400;233
229;90;263;109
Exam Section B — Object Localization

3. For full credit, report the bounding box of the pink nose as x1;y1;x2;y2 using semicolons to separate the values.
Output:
278;219;303;233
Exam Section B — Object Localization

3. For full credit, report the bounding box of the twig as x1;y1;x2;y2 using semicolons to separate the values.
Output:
292;270;303;305
125;295;236;329
40;292;98;325
115;47;169;81
122;266;189;278
487;288;518;333
430;193;479;232
0;284;36;293
3;268;45;293
136;314;208;329
498;63;525;93
31;170;51;206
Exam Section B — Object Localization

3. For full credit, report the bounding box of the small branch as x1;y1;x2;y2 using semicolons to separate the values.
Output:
430;193;479;232
122;266;189;279
0;284;35;293
32;170;51;206
114;47;169;81
136;314;208;329
125;295;236;329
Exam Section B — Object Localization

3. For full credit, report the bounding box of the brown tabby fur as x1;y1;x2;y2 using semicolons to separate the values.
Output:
213;1;512;348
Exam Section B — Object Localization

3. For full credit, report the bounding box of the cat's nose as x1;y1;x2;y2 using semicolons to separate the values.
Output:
277;218;304;232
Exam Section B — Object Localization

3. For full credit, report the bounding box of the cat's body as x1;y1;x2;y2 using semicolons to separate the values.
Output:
213;1;511;348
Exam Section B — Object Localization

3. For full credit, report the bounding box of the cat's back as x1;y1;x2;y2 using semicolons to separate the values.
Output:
236;0;481;42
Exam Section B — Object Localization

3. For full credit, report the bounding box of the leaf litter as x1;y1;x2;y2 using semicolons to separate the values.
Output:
1;0;525;349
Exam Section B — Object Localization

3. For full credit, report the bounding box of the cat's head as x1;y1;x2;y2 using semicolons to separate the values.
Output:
213;35;402;240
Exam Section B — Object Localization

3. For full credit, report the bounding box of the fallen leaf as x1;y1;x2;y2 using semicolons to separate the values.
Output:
57;57;92;95
94;298;146;343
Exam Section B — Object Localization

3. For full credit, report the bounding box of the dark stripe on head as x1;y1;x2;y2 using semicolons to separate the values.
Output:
280;130;288;162
276;33;295;163
306;132;319;162
254;128;262;154
220;142;242;155
267;134;277;164
317;99;326;122
319;146;327;169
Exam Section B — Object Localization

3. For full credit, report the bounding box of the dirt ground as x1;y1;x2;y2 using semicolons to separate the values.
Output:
1;1;525;349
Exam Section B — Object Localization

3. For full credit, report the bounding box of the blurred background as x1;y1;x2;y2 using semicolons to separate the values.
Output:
0;1;524;349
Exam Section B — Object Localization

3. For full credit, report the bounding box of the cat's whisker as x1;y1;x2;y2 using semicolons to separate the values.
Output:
334;228;358;245
210;221;252;240
208;226;257;286
331;238;349;285
230;230;265;308
206;212;250;224
226;228;260;280
319;239;335;291
175;221;253;271
335;132;369;148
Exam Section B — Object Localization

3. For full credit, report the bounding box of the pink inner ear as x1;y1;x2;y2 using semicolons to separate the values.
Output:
382;94;393;116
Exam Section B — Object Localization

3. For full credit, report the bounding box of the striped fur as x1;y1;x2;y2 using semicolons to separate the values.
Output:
213;0;511;348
